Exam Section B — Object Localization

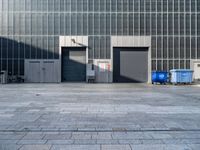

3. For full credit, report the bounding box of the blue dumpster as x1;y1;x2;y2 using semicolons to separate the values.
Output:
152;71;168;84
170;69;193;84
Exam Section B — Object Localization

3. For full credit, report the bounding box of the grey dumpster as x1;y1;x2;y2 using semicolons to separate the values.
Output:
0;71;8;84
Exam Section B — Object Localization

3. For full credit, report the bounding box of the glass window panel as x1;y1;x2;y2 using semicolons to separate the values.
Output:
25;36;31;59
180;37;185;59
186;37;190;59
31;0;37;11
25;13;31;35
31;14;37;35
151;13;156;35
191;37;196;59
54;13;60;35
180;0;184;12
42;0;48;12
168;13;173;35
77;13;82;35
129;13;133;35
8;0;14;11
174;14;179;35
14;13;21;34
174;0;179;12
54;36;59;59
198;38;200;59
65;13;70;35
65;0;70;12
71;13;76;35
89;0;93;11
48;37;54;59
106;14;110;35
134;13;139;35
157;0;162;12
191;14;196;35
42;13;48;35
2;13;8;35
180;14;185;35
48;13;54;35
163;0;167;12
94;0;100;12
191;0;196;12
111;14;116;35
185;0;190;12
163;14;168;35
198;14;200;35
157;13;161;35
94;14;100;35
111;0;116;12
117;14;122;35
186;14;190;35
19;37;25;59
8;13;13;35
83;14;87;35
117;0;122;12
163;37;168;59
60;0;65;11
134;0;139;12
106;0;111;11
168;0;173;12
7;37;13;59
71;0;77;11
168;37;173;58
43;36;48;59
123;14;128;35
48;0;54;11
128;0;133;11
88;14;93;35
100;14;105;35
37;37;42;59
174;37;179;58
2;38;7;58
31;36;37;59
140;13;145;35
151;0;156;12
54;0;60;11
123;0;128;12
152;37;156;58
77;0;83;12
145;14;150;35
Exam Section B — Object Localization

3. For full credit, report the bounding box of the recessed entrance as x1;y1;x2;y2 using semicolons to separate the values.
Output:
113;47;148;83
62;47;86;82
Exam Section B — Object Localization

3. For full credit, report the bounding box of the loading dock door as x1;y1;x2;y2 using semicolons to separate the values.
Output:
62;47;86;82
113;47;148;83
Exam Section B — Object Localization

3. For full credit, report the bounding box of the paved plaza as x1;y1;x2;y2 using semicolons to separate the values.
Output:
0;83;200;150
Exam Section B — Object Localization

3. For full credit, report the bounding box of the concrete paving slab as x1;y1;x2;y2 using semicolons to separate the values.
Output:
0;83;200;148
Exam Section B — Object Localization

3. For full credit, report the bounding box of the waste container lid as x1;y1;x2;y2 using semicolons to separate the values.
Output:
152;71;168;73
170;69;193;72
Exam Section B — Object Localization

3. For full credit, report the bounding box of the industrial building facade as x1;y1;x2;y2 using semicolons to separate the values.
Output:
0;0;200;83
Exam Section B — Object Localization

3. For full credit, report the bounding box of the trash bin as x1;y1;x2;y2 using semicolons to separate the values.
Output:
152;71;168;84
170;69;193;84
0;71;8;84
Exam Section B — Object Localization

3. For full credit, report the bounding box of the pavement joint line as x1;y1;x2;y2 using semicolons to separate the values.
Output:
1;129;200;133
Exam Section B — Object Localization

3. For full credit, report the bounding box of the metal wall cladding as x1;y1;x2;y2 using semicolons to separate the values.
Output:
0;0;200;76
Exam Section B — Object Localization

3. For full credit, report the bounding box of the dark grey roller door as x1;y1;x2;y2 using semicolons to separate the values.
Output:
62;47;86;82
113;47;148;83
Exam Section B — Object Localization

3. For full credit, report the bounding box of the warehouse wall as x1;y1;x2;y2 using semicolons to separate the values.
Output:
0;0;200;76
